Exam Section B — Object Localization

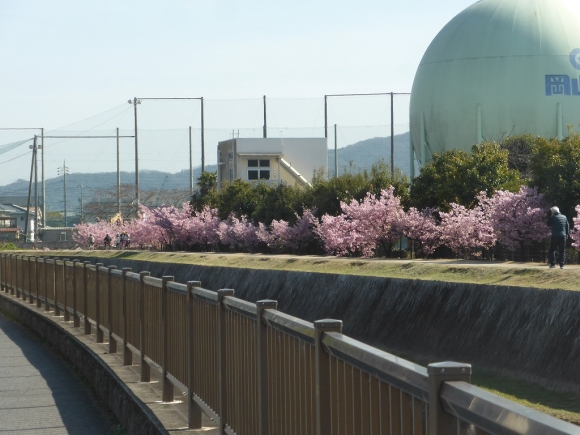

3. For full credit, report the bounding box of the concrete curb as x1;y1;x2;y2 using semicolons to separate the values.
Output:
0;292;169;435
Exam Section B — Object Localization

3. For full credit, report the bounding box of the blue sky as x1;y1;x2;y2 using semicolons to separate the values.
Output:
0;0;476;185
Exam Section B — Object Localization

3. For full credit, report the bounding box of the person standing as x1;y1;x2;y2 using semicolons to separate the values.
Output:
88;234;95;250
547;206;569;269
104;234;112;250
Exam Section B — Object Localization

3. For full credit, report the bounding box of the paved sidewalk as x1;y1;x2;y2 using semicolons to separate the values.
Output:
0;313;116;435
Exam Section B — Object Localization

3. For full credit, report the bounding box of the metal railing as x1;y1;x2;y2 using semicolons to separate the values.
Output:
1;253;579;435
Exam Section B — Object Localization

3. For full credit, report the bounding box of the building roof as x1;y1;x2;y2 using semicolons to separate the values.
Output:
236;153;283;158
0;204;32;215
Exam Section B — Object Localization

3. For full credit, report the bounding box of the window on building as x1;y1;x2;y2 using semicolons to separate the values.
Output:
247;159;270;180
0;218;17;228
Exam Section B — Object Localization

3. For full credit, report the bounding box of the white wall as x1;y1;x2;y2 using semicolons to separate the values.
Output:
235;138;327;183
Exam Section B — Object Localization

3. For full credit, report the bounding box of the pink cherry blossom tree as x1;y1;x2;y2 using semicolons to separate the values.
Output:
286;208;319;254
315;188;405;257
438;201;496;258
218;214;259;252
569;205;580;252
480;187;549;259
401;207;442;257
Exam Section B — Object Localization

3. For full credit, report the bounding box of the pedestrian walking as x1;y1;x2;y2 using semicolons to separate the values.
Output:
547;206;569;269
88;234;95;250
104;234;112;251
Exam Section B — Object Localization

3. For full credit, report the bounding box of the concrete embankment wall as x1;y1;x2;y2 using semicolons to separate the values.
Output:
81;256;580;393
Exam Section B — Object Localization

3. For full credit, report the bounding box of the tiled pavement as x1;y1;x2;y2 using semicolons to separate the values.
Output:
0;313;116;435
0;295;219;435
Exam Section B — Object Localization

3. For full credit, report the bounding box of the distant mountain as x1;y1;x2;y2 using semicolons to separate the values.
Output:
328;132;411;177
0;133;412;214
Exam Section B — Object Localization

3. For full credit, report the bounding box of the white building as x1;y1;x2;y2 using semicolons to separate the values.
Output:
217;138;327;190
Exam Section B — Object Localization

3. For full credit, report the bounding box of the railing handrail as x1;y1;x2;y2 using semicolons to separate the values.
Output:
441;381;580;435
263;307;316;345
323;330;429;402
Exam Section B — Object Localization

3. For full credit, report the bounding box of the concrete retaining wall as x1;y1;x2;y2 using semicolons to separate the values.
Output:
79;256;580;393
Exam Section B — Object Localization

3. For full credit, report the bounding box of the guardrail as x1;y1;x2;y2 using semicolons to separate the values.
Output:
1;253;579;435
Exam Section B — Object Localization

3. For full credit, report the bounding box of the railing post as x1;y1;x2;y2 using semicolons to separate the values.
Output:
72;260;80;327
83;261;91;334
122;268;132;365
3;254;6;293
63;260;70;321
314;319;343;435
53;259;60;316
43;258;49;310
4;254;8;293
22;256;27;302
187;280;202;429
2;254;6;292
95;263;104;343
35;257;41;308
27;256;33;304
0;254;3;292
256;299;277;435
161;276;175;402
108;266;117;353
11;254;16;296
427;362;472;435
29;256;36;305
1;254;5;293
16;255;21;299
3;254;7;293
217;288;235;435
139;271;151;382
19;255;23;299
26;256;32;304
8;255;11;295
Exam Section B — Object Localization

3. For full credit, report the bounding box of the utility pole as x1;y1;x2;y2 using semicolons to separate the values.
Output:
334;124;338;178
57;161;69;227
78;184;85;223
25;136;39;241
201;97;205;173
263;95;267;138
0;127;44;234
41;128;45;228
129;98;141;210
189;126;193;195
117;127;121;214
34;136;39;237
391;92;395;176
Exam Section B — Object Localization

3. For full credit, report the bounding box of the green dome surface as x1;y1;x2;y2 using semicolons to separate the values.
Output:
410;0;580;170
